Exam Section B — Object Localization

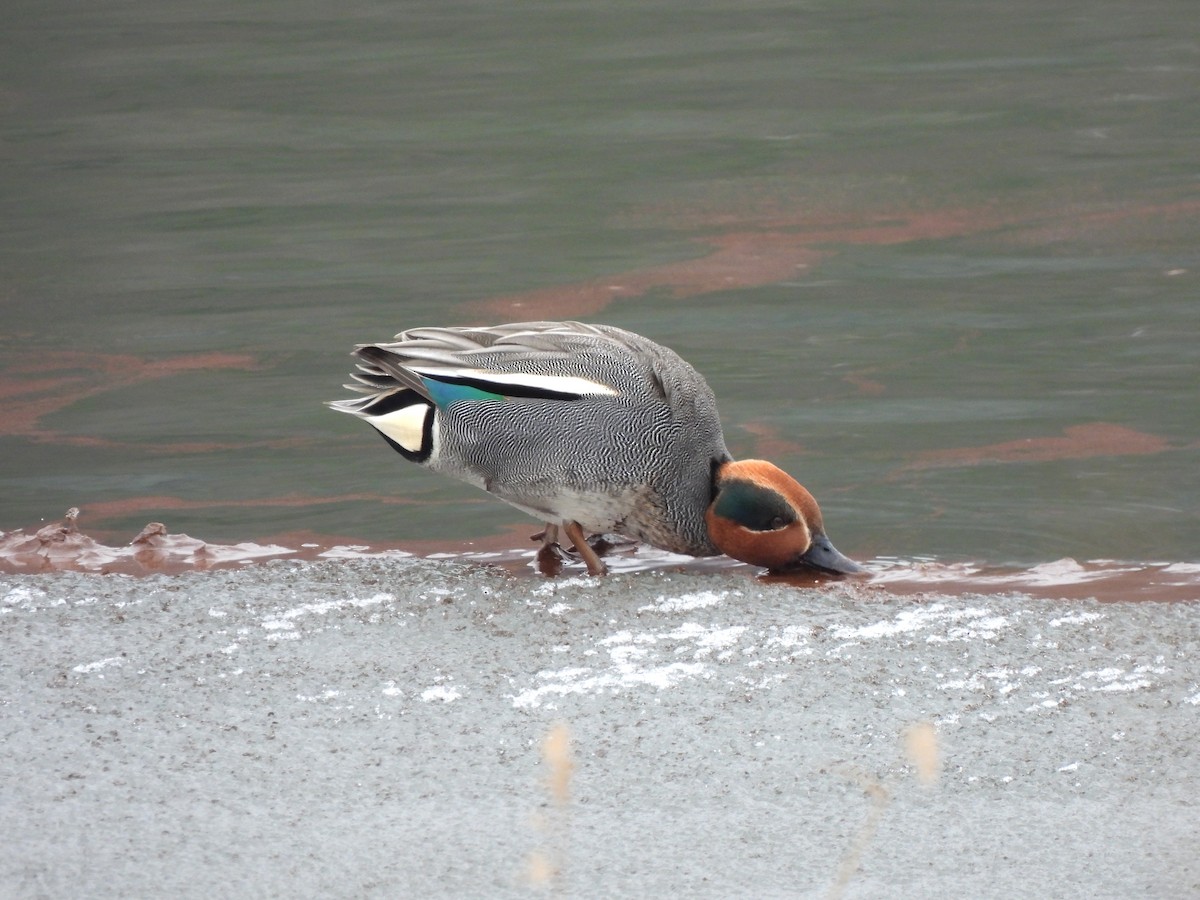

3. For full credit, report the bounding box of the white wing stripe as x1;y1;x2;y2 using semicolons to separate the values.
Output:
409;368;619;397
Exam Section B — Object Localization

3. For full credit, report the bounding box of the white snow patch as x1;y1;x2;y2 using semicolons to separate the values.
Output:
531;577;596;596
830;608;938;641
663;622;706;640
606;642;652;667
690;625;746;658
940;676;983;692
1096;678;1154;693
926;615;1012;643
73;657;123;674
421;685;462;703
599;630;636;646
297;689;341;702
831;605;1011;644
639;590;727;613
764;625;814;649
511;620;748;707
512;661;707;708
261;592;393;631
4;586;44;607
1048;611;1104;627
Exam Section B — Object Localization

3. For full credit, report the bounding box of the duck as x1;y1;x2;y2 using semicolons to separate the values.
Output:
329;320;863;577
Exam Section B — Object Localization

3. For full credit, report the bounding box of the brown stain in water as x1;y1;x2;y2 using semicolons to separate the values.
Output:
474;207;1007;320
733;421;809;459
0;350;264;448
473;196;1197;321
475;234;827;320
902;422;1178;471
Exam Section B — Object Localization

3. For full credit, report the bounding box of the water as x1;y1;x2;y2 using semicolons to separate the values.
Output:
3;0;1198;578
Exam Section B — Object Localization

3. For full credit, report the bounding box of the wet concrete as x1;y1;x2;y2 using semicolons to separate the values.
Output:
3;559;1198;898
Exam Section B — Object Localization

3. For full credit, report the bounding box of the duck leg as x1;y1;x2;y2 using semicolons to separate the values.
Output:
532;523;560;546
563;520;608;576
532;523;565;576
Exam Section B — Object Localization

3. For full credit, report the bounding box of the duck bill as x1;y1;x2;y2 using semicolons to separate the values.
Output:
789;532;866;575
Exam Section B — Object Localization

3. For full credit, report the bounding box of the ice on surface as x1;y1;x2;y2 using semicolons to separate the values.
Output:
3;557;1197;900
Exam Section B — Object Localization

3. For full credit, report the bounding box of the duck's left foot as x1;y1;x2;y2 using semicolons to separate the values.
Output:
535;543;566;576
563;520;608;576
532;523;567;576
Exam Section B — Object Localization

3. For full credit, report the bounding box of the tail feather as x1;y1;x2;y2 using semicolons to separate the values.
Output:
351;345;432;401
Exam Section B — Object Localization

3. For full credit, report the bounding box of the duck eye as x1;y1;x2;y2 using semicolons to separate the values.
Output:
768;516;787;530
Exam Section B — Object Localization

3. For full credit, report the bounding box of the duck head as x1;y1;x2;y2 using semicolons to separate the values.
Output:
705;459;864;575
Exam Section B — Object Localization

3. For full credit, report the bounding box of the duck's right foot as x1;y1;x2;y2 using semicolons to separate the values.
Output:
563;520;608;576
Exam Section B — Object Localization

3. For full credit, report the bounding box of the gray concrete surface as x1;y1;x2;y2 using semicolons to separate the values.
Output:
3;559;1197;898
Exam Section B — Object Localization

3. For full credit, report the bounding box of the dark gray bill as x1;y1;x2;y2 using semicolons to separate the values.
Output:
790;531;866;575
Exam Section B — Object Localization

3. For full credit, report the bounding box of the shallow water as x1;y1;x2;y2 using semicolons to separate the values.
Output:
3;513;1197;604
2;1;1199;588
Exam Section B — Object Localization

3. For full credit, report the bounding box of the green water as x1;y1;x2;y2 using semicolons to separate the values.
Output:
2;0;1197;566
